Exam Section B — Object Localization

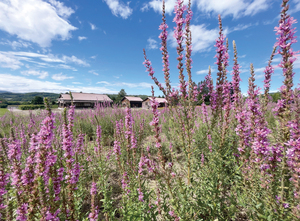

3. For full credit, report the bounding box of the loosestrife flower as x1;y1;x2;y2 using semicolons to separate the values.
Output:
274;0;298;121
231;40;242;110
215;15;230;115
246;64;272;169
159;0;171;96
137;188;144;202
89;182;99;221
174;0;187;99
121;172;130;195
16;203;28;221
0;142;9;214
263;47;276;112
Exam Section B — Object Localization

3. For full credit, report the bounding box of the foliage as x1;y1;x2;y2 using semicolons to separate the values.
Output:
0;108;8;117
0;92;59;102
19;105;45;110
0;0;299;220
31;96;44;105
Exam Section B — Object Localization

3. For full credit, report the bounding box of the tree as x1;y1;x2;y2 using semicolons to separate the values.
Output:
32;96;44;105
197;80;210;105
115;89;127;104
118;89;127;98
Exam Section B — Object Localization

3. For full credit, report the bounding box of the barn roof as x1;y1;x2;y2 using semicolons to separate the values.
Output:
59;92;112;102
145;97;168;103
123;96;143;102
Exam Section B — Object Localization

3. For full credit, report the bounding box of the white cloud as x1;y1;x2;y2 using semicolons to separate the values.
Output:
0;40;31;50
140;3;149;12
52;73;73;81
146;0;191;15
0;74;118;93
196;67;215;75
195;0;270;18
0;52;23;69
78;36;87;41
146;0;270;17
89;23;97;30
58;64;77;71
0;51;90;68
97;81;110;85
169;23;229;53
62;55;90;67
231;23;257;32
291;0;300;14
169;24;221;53
254;67;266;79
147;37;158;49
103;0;133;19
72;82;82;84
190;25;220;53
97;81;153;88
21;70;49;79
0;0;77;47
89;70;99;76
47;0;75;19
293;55;300;69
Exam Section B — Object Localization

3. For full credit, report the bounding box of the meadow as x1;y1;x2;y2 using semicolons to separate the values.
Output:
0;0;299;220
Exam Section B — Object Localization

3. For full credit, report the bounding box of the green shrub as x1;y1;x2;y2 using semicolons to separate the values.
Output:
19;105;45;110
0;104;8;108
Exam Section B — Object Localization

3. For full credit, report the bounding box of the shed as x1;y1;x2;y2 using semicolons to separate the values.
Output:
142;97;168;109
58;92;112;108
121;96;143;108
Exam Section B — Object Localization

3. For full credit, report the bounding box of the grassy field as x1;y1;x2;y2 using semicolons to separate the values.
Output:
0;108;8;117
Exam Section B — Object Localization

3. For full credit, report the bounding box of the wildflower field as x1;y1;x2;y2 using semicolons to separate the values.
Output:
0;0;299;220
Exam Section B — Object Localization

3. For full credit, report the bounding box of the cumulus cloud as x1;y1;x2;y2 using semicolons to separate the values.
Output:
0;0;77;47
52;73;73;81
89;70;99;76
21;70;49;79
0;51;90;68
169;24;222;53
0;40;31;50
78;36;87;41
89;23;97;30
62;55;90;67
0;52;23;69
195;0;270;18
291;0;300;14
196;67;215;75
147;37;158;49
145;0;190;15
47;0;75;18
97;81;153;88
145;0;270;17
0;74;118;93
103;0;133;19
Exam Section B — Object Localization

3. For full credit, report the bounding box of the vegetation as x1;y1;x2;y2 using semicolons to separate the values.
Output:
0;0;299;220
0;108;8;117
0;92;59;102
108;89;149;104
18;105;45;110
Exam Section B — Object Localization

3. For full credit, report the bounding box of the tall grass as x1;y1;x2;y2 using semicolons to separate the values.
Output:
0;0;299;220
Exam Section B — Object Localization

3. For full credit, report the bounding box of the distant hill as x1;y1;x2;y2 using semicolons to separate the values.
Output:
0;90;11;93
0;92;60;102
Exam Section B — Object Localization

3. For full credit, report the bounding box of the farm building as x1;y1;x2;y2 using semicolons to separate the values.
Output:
58;92;112;108
121;96;143;108
142;97;168;109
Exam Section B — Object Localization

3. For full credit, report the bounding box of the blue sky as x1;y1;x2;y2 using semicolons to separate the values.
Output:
0;0;299;96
